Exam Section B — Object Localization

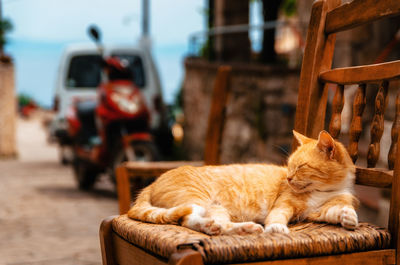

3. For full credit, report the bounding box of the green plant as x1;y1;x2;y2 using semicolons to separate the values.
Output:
281;0;297;17
0;18;13;48
18;93;34;107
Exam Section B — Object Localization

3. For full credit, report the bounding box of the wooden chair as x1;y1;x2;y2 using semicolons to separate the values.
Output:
115;65;232;214
100;0;400;264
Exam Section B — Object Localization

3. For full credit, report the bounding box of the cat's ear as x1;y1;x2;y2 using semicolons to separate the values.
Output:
293;130;312;145
317;130;335;159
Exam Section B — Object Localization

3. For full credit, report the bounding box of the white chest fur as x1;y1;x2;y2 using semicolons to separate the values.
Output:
306;172;355;211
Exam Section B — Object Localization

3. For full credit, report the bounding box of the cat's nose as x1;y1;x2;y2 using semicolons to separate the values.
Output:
287;176;293;182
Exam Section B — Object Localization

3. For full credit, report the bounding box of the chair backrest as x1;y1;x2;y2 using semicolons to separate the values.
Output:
203;65;231;165
293;0;400;257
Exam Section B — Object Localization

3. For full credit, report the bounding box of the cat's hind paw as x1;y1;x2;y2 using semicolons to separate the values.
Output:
264;223;290;234
340;206;358;230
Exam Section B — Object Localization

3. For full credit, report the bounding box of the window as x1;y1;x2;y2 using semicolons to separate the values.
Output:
66;55;102;88
112;54;146;88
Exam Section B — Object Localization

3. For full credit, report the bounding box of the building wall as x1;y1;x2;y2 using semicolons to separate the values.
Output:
0;62;17;158
182;58;299;164
214;0;251;62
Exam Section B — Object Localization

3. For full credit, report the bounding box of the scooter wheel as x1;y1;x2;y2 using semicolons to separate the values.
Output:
109;141;160;184
130;141;160;162
73;158;98;190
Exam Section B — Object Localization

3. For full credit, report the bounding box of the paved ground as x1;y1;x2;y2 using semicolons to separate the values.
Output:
0;115;118;265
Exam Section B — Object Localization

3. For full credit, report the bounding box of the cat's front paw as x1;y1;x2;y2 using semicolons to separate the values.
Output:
227;222;264;235
264;223;289;234
201;219;222;235
340;206;358;230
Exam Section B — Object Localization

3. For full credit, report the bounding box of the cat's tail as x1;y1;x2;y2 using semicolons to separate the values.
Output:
127;186;193;224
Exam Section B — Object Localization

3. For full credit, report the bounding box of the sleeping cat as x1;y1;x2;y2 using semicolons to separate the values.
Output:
128;130;359;235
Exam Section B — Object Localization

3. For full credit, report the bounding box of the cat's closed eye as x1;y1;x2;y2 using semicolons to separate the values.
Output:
296;163;307;170
291;163;307;174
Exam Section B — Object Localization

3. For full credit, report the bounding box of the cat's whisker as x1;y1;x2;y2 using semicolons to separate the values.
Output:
273;144;290;158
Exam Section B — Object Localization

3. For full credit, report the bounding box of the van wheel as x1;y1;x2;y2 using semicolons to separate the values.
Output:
73;158;98;190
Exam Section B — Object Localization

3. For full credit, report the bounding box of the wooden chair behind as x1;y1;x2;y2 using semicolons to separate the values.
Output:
115;65;231;214
100;0;400;264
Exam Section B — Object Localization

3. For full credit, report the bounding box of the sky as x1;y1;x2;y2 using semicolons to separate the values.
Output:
3;0;207;107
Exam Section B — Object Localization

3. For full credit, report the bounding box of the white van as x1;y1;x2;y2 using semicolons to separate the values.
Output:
52;43;166;163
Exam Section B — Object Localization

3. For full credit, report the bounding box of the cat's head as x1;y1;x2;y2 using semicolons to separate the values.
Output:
286;130;355;193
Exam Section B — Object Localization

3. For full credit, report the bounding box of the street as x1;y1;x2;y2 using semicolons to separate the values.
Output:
0;114;118;265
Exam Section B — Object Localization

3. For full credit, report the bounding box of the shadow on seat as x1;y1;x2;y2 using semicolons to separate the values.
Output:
100;0;400;264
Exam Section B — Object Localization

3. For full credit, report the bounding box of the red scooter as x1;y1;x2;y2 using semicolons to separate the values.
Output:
67;26;158;190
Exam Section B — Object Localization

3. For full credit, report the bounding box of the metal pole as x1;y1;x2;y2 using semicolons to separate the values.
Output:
142;0;149;37
0;0;3;57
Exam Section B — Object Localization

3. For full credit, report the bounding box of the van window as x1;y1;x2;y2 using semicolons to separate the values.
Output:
66;55;102;89
112;54;146;88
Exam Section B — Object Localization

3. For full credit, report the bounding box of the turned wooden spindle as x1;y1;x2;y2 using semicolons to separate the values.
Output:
329;84;345;139
367;81;389;168
388;90;400;170
348;84;366;163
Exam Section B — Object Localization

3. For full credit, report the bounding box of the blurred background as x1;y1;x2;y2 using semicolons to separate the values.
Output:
4;0;204;106
1;0;400;264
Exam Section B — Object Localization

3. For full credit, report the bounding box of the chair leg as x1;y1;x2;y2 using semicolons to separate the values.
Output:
100;215;119;265
168;248;203;265
116;166;132;214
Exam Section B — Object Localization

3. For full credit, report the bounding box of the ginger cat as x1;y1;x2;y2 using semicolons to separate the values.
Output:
128;130;359;235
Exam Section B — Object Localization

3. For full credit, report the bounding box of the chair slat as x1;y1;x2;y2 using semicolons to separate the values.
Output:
203;66;231;165
348;84;366;163
355;167;393;188
388;90;400;170
293;0;340;145
325;0;400;34
367;81;389;168
329;84;344;138
319;61;400;85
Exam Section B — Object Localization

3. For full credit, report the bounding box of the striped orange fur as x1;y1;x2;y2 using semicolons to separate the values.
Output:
128;130;358;235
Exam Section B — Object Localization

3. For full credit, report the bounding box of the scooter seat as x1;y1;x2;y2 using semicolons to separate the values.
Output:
76;100;97;118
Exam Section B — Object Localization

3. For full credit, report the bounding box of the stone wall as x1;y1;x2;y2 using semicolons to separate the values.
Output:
0;62;16;158
182;58;299;164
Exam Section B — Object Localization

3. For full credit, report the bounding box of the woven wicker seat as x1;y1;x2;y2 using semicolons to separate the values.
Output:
111;215;391;264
